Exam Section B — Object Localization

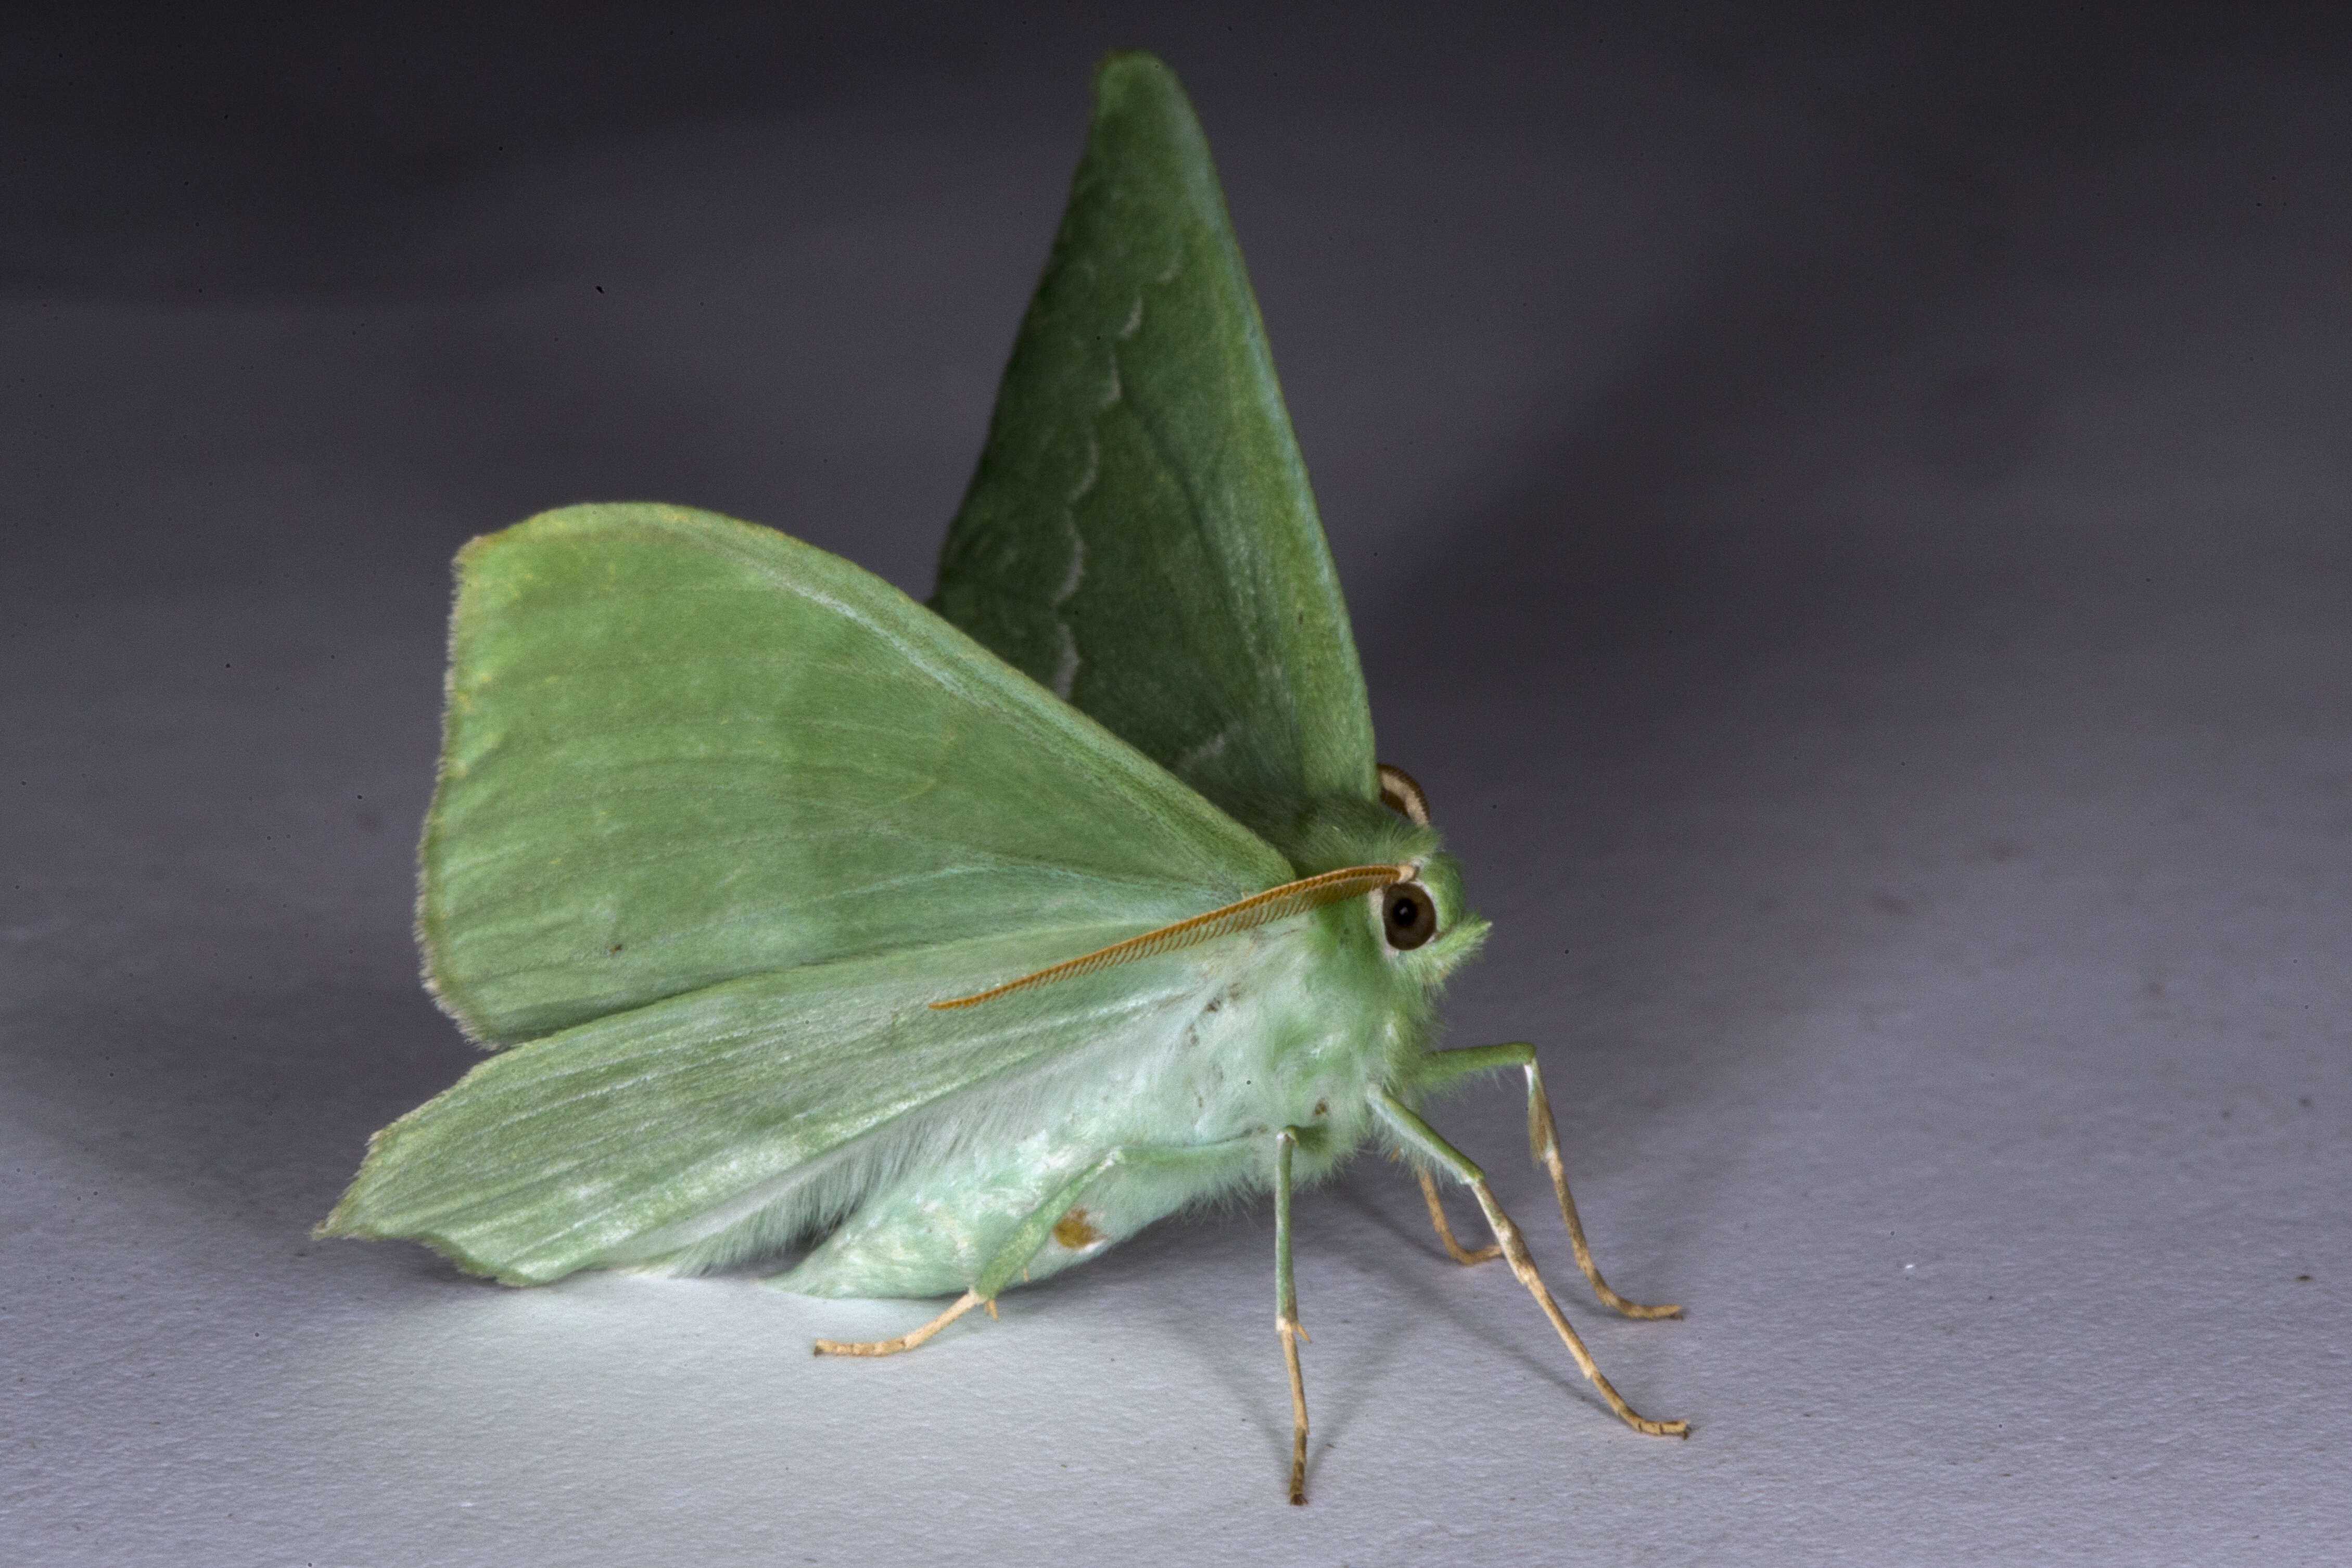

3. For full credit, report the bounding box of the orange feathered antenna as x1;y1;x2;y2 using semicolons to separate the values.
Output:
932;864;1412;1010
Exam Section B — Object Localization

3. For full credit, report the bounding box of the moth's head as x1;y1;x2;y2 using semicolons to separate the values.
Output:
1374;847;1489;986
1361;764;1486;986
1262;765;1491;985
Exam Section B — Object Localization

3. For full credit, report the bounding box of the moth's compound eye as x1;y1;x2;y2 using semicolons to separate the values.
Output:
1382;883;1436;950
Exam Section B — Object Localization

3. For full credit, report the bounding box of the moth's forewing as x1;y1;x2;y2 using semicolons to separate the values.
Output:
419;503;1288;1048
933;53;1377;833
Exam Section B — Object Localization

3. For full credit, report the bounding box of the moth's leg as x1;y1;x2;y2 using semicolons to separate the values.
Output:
1413;1042;1679;1319
814;1136;1255;1358
811;1291;986;1357
975;1131;1319;1508
1275;1127;1311;1506
1370;1086;1689;1439
1413;1163;1503;1266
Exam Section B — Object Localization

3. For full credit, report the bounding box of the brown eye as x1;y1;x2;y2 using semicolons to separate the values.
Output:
1383;883;1436;950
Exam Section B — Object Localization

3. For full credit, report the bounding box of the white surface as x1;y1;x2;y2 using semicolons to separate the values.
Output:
4;9;2347;1563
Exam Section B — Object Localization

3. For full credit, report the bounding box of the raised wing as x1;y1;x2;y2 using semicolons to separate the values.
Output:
420;502;1291;1047
932;53;1376;833
323;929;1235;1284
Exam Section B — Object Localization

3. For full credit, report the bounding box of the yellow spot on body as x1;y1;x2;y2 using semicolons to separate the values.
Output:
1053;1207;1104;1250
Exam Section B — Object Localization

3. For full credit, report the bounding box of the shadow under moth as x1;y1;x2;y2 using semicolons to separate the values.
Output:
320;50;1687;1504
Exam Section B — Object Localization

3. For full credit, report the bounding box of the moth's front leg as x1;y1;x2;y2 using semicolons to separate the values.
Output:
1371;1086;1688;1439
1409;1042;1680;1318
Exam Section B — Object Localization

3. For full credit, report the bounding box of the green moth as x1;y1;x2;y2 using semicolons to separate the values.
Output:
321;51;1686;1503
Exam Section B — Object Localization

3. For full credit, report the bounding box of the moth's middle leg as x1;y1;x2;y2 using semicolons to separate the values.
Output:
1273;1126;1313;1505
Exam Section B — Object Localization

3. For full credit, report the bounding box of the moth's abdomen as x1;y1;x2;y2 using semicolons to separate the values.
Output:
777;921;1412;1299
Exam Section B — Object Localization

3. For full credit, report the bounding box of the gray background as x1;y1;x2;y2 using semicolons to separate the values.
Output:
5;3;2347;1562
